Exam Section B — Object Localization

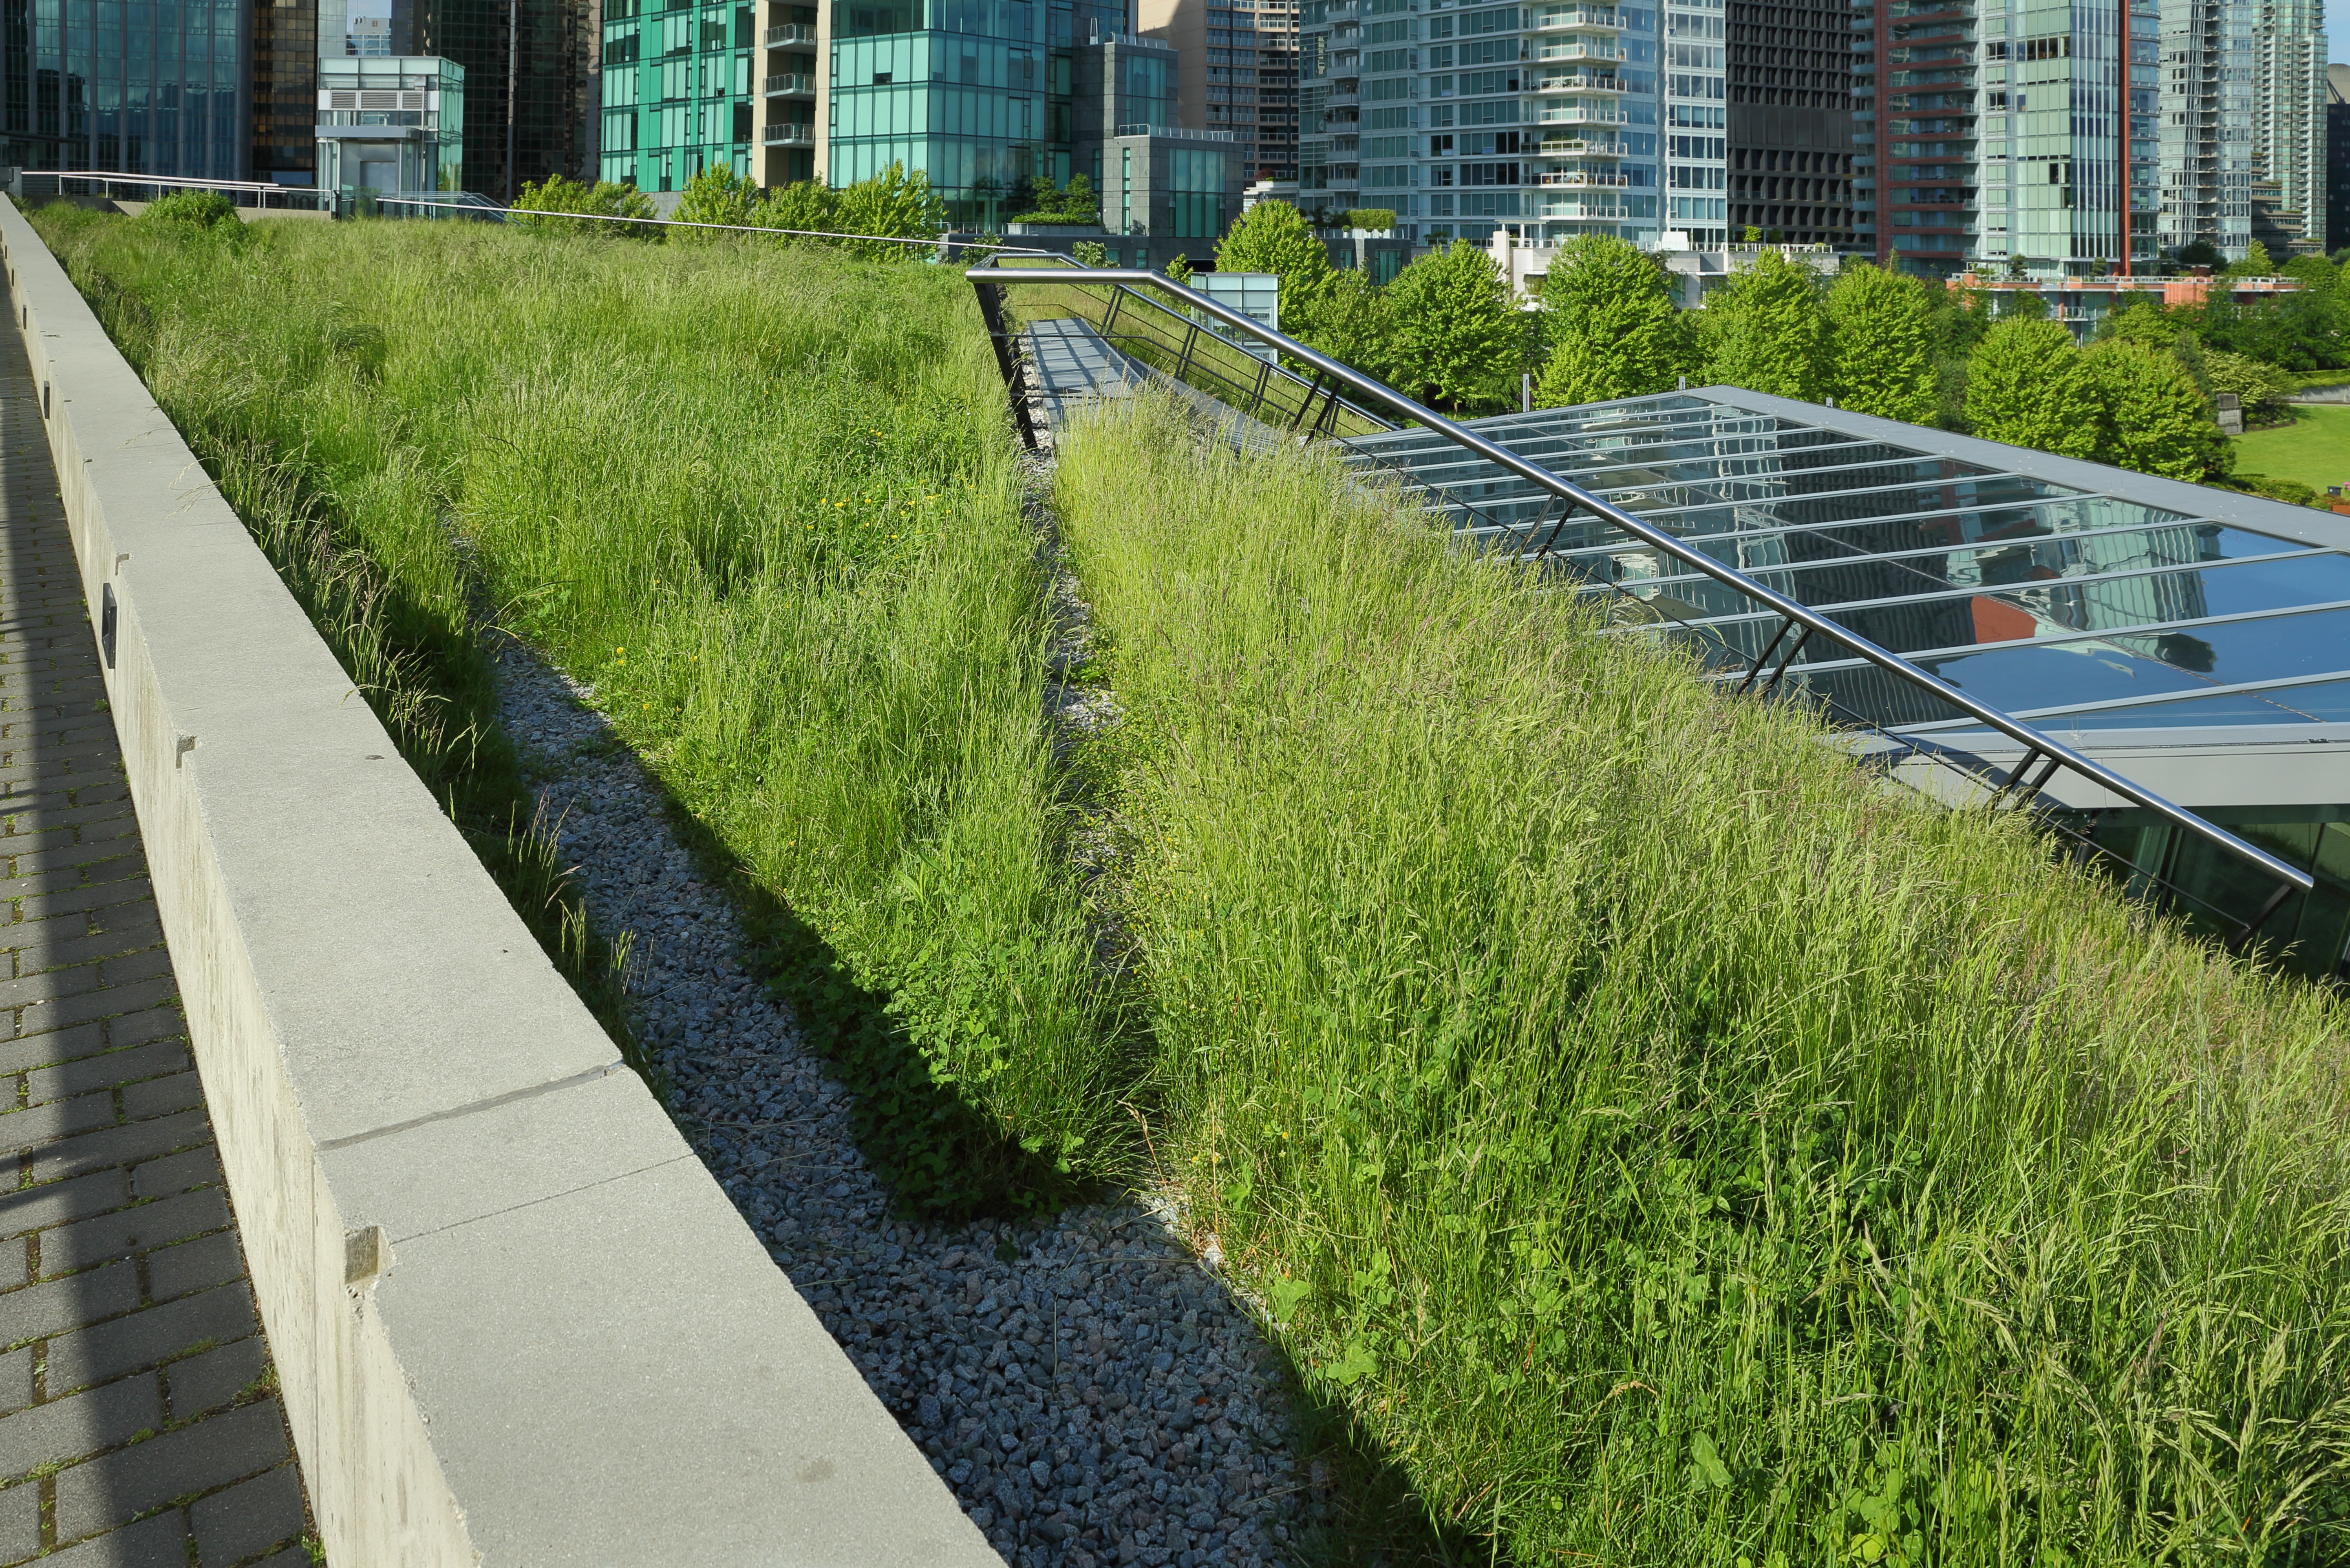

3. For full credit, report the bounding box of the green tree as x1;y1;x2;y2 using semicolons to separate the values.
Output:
2228;238;2277;277
2092;297;2185;353
830;162;949;260
1215;200;1335;336
756;179;841;238
1303;268;1401;386
1966;318;2098;456
1533;234;1690;406
2085;341;2225;479
1382;240;1520;412
2282;254;2340;298
2202;348;2298;422
670;163;762;238
138;189;239;229
1824;262;1936;421
2000;288;2050;320
2175;239;2225;269
1701;249;1829;400
511;176;658;238
1165;252;1193;285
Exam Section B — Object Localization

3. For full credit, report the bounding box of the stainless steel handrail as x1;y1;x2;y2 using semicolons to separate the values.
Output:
966;260;2317;907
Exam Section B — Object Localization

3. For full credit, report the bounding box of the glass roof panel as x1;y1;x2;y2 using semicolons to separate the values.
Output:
1349;395;2350;737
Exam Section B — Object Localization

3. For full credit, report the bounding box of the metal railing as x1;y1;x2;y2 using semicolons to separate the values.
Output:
964;261;2317;947
966;257;1395;452
15;170;338;211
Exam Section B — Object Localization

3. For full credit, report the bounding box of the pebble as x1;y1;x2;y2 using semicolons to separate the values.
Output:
483;448;1306;1566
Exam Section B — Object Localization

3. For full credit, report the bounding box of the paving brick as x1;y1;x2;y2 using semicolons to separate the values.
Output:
0;959;104;1009
38;1188;229;1279
0;1088;117;1153
190;1460;305;1566
0;1023;109;1076
44;1284;257;1398
31;1109;208;1185
0;1167;130;1241
165;1335;265;1422
51;1398;286;1541
245;1549;313;1568
100;1010;184;1052
93;950;172;992
0;1344;29;1417
0;1476;36;1564
146;1233;241;1304
2;878;152;925
117;1074;201;1123
9;920;165;976
2;1236;22;1289
0;857;143;903
0;1259;138;1348
40;1508;188;1568
16;976;181;1042
128;1147;220;1205
26;1042;194;1109
0;1370;161;1482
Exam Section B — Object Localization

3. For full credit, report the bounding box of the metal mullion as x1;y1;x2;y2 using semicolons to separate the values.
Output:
1887;665;2350;731
1376;442;1910;504
1749;596;2350;677
1557;530;2309;606
1485;491;2187;562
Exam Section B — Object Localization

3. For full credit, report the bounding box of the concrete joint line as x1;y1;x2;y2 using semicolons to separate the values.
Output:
377;1150;700;1250
314;1061;627;1153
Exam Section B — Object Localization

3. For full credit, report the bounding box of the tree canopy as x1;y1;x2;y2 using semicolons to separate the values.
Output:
669;164;762;236
1966;318;2099;457
1825;262;1936;422
1699;250;1829;401
511;176;659;238
1215;201;1335;336
1534;234;1690;406
2085;342;2226;481
1384;241;1521;412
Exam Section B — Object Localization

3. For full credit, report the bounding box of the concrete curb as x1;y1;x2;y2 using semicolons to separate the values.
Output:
0;197;1000;1567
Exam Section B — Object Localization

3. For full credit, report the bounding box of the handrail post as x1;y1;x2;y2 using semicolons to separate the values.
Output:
969;277;1039;453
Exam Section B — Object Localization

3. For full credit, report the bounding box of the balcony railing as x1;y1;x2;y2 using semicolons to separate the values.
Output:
1536;40;1624;60
1536;103;1629;124
762;72;816;95
763;22;814;45
1537;169;1630;186
1324;90;1359;106
1536;6;1623;28
1537;72;1624;92
762;123;813;145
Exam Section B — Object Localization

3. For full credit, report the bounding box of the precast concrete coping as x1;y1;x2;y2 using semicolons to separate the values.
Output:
0;196;1000;1566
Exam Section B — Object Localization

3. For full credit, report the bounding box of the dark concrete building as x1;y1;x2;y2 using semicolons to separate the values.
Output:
394;0;596;197
1726;0;1853;245
2329;62;2349;252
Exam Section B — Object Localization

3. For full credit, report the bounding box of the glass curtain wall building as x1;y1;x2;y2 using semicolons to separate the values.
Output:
1295;0;1728;245
315;51;461;190
401;0;594;196
825;0;1130;226
0;0;252;177
598;0;754;190
1725;0;1853;245
1138;0;1298;181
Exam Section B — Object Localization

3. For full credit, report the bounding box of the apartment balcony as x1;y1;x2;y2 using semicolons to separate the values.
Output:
1537;169;1630;186
1325;90;1359;106
763;22;814;45
1536;136;1618;155
763;72;816;96
1536;72;1623;93
1537;102;1629;125
1536;7;1623;30
1536;40;1623;62
763;123;813;145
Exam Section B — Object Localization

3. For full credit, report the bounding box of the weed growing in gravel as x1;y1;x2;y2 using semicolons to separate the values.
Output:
29;205;1130;1213
1053;391;2350;1565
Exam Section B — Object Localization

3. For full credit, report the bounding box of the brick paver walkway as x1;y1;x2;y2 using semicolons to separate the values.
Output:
0;329;311;1562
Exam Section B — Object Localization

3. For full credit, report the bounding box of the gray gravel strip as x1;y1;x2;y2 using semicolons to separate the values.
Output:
487;540;1310;1566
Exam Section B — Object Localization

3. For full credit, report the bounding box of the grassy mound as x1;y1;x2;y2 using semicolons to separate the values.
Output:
1054;392;2350;1564
29;203;1131;1216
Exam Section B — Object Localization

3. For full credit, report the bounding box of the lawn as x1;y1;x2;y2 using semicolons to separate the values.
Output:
2238;401;2350;494
34;204;2350;1566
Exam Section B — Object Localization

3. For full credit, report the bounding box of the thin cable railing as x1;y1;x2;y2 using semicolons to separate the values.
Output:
964;260;2317;949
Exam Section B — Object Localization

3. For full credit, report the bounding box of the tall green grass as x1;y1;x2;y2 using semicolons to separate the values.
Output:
1055;392;2350;1565
30;204;1130;1213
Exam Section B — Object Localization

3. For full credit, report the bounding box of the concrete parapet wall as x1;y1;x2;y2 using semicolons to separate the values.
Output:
0;196;999;1567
